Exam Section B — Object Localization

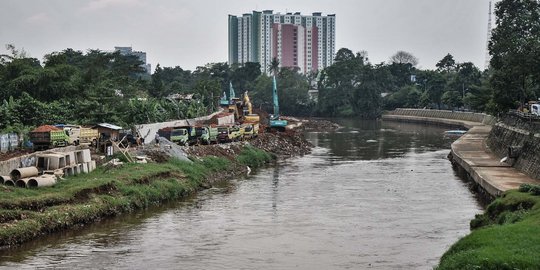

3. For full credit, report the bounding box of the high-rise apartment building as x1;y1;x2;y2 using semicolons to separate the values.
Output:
228;11;335;74
114;46;152;74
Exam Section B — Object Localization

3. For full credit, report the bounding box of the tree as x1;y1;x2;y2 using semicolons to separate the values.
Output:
488;0;540;113
389;51;418;67
318;48;382;118
269;57;279;76
436;53;456;72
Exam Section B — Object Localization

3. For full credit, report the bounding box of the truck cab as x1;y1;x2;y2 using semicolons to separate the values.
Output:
171;128;189;146
198;126;218;145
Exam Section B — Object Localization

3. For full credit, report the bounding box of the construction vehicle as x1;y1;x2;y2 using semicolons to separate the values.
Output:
30;125;71;150
55;124;99;146
197;126;219;145
158;127;192;146
268;76;288;130
242;123;259;139
242;91;260;123
217;125;242;143
217;126;232;143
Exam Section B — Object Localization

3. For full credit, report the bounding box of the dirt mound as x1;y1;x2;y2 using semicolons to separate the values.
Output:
296;118;341;131
31;125;61;133
251;132;312;156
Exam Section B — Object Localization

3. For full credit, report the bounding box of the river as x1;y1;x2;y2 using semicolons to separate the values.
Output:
0;119;482;269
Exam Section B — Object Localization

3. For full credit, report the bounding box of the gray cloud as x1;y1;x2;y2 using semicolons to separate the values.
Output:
0;0;492;70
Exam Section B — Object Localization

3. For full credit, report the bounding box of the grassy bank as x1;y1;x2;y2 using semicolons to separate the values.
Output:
437;186;540;269
0;146;274;248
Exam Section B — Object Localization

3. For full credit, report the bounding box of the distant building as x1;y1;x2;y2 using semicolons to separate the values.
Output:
228;11;336;74
114;46;152;74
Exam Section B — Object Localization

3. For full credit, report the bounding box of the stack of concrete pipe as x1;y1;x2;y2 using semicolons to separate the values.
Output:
3;149;96;188
5;166;58;188
0;175;13;186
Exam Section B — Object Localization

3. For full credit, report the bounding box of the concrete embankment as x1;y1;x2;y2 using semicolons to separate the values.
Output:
383;109;539;198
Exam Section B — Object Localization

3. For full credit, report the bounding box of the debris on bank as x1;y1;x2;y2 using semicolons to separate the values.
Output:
294;118;341;132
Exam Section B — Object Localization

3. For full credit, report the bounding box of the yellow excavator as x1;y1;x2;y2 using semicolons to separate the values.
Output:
224;82;259;124
242;91;260;123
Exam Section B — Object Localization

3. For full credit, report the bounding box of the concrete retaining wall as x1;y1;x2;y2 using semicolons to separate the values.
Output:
487;114;540;179
135;110;234;145
386;108;496;125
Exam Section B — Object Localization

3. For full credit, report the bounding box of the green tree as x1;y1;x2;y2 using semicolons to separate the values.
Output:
488;0;540;113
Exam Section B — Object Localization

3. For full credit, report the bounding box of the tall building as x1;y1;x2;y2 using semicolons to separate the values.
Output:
228;11;335;74
114;46;152;74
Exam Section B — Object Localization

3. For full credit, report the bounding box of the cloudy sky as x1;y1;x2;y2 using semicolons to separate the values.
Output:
1;0;493;71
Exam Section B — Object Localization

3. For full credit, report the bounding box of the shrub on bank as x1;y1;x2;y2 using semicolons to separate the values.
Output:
437;190;540;269
236;146;275;168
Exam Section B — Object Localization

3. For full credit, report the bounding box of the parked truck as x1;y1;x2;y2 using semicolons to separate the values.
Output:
218;126;242;143
158;126;203;146
30;125;71;151
56;124;99;146
242;123;259;139
197;126;218;145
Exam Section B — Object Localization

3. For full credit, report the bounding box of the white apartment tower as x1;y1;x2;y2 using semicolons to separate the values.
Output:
229;11;336;74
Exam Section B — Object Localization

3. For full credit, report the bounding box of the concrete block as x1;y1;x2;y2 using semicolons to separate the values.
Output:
89;160;96;172
81;163;89;173
65;152;76;166
82;149;91;163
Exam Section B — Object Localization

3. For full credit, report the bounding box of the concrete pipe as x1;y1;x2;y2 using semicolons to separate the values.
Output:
15;178;31;188
28;175;57;188
0;176;10;185
10;167;39;181
4;179;15;186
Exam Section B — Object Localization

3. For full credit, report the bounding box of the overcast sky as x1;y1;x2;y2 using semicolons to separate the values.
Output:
1;0;493;71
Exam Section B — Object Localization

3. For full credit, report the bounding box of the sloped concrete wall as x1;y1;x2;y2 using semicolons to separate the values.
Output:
486;114;540;179
387;108;495;124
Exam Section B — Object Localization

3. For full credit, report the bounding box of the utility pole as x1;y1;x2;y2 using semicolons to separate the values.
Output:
484;1;493;70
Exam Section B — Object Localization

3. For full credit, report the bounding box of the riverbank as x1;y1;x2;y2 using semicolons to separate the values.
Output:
0;132;310;249
437;187;540;269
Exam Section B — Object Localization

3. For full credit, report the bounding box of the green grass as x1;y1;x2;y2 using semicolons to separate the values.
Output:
236;146;275;167
0;146;270;248
437;189;540;269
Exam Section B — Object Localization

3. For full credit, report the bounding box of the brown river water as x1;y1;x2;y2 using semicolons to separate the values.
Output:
0;119;482;269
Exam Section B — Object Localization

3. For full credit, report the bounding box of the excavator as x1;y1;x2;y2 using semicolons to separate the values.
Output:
268;75;288;131
221;82;259;124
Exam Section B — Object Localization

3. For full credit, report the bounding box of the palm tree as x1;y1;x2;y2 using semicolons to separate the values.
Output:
269;57;280;76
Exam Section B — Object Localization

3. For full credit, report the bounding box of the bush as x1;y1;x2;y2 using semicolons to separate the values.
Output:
530;185;540;196
519;183;533;193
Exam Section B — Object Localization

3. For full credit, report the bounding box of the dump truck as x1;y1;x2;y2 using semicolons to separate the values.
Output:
56;124;99;146
197;126;218;145
158;126;197;146
242;123;259;139
217;126;242;143
30;125;71;150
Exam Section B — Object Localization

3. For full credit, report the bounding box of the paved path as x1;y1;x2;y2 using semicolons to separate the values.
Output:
382;114;540;197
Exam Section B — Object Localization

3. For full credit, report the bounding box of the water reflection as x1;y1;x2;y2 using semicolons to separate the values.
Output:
306;119;455;161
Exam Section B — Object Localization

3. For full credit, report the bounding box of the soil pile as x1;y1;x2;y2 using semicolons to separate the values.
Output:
31;125;61;132
296;118;341;131
183;130;312;160
250;131;312;156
